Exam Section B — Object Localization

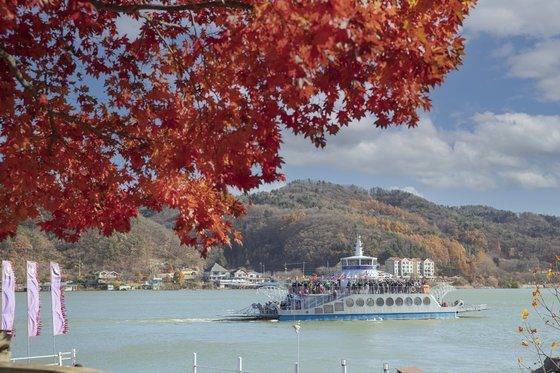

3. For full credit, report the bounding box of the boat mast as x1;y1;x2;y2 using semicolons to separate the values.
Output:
355;235;363;257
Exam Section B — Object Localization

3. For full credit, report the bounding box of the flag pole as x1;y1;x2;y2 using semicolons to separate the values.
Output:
52;280;56;357
27;298;30;362
27;268;32;362
52;289;56;357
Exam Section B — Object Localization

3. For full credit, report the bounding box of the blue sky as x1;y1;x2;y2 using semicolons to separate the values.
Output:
273;0;560;216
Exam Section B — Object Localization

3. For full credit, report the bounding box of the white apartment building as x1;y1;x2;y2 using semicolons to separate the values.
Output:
385;257;435;278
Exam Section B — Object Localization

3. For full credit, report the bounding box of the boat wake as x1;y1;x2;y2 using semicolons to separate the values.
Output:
121;317;219;324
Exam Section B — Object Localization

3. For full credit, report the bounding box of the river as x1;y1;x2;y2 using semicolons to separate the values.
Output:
6;288;545;373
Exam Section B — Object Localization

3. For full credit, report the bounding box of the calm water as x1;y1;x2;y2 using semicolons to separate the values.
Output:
7;288;542;372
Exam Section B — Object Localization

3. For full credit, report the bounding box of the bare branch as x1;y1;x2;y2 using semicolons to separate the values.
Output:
88;0;253;14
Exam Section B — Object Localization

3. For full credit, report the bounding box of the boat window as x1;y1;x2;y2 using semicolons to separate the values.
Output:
414;297;422;306
395;297;403;306
346;298;354;307
386;297;394;306
376;298;384;307
372;259;378;266
347;259;359;266
315;307;324;314
341;259;348;266
423;297;431;305
405;297;413;306
335;303;344;312
366;298;375;307
323;305;334;313
361;259;372;266
356;298;365;307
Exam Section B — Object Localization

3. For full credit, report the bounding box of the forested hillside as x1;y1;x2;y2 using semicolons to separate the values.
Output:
0;213;206;282
2;180;559;285
224;180;560;284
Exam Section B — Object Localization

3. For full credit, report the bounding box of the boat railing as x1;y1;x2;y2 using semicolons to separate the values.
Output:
284;294;332;310
284;285;428;310
285;286;426;310
339;285;426;296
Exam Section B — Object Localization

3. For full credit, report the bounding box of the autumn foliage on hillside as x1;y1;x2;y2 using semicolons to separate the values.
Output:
0;0;476;256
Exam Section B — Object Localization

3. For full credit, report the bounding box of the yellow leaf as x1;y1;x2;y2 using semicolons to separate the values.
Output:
552;341;558;349
416;28;427;44
522;308;529;320
535;338;541;344
555;255;560;262
518;357;523;364
532;298;539;308
522;340;529;347
518;326;523;333
533;287;540;297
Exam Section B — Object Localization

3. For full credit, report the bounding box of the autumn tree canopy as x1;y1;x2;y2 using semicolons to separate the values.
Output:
0;0;476;256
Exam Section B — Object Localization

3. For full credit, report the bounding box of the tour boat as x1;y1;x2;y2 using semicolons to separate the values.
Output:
234;237;487;321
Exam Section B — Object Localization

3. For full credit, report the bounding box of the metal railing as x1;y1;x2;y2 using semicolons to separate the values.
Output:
192;353;393;373
192;352;258;373
11;349;77;367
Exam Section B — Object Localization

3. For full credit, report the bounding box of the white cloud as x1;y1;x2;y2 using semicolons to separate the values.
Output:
281;113;560;191
464;1;560;103
229;181;286;196
254;181;287;193
388;186;424;198
499;170;557;189
465;0;560;38
506;39;560;102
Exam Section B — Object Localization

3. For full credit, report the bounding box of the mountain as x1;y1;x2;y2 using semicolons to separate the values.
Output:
0;213;206;283
224;180;559;285
2;180;558;285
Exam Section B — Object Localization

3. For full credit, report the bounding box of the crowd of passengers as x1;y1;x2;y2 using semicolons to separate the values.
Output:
287;278;428;299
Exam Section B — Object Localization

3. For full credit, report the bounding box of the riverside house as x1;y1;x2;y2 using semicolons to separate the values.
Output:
205;265;269;288
205;263;230;282
95;270;121;289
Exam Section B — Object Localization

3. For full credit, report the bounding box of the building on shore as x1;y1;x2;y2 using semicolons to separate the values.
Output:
203;264;270;288
385;257;435;278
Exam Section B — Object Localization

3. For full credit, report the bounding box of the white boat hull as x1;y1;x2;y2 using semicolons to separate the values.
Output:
276;292;461;321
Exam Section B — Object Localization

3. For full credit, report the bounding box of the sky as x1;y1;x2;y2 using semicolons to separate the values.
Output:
271;0;560;217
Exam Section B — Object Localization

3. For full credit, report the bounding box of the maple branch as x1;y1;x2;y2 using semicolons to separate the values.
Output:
140;13;185;67
139;13;193;102
0;47;38;95
0;47;63;153
87;0;253;14
50;110;150;149
186;11;206;121
51;110;111;142
0;47;114;150
47;108;61;155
